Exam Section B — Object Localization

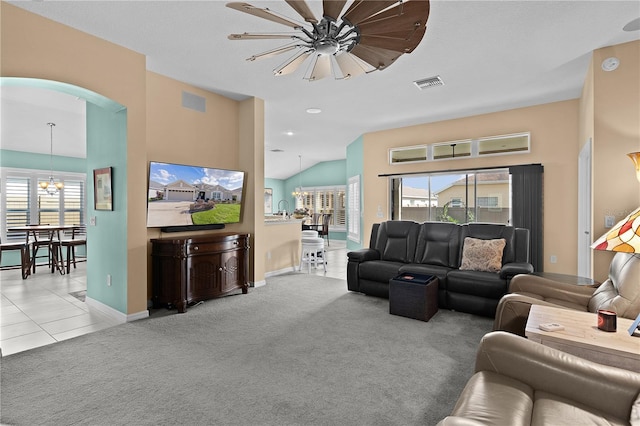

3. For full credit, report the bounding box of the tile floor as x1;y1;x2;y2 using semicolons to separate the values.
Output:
297;239;348;280
0;239;349;356
1;262;120;356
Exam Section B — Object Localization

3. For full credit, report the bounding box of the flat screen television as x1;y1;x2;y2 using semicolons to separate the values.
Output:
147;161;246;232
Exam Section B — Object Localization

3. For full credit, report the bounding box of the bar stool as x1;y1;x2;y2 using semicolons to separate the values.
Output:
300;236;326;273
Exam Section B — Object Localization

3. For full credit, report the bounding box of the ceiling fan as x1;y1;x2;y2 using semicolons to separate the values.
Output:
226;0;430;81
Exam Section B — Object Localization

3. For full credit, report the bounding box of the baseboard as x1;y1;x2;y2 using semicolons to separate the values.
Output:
85;297;149;323
265;266;298;278
252;280;266;288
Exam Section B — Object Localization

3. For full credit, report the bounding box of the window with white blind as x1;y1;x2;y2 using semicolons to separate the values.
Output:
296;185;346;230
347;175;360;243
1;168;86;241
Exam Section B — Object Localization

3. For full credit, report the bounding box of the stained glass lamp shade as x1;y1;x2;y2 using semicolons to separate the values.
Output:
591;207;640;253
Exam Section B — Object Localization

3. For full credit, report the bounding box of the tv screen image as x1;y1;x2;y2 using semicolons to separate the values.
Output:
147;161;246;228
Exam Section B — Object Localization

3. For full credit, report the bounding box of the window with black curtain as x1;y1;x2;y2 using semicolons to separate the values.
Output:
509;164;543;271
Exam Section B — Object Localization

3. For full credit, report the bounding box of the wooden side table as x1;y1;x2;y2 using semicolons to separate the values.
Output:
389;273;438;322
525;305;640;372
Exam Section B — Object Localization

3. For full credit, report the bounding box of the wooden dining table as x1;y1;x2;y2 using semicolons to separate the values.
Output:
8;225;77;276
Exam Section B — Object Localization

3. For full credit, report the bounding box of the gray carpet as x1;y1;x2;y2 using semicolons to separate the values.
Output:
1;274;492;426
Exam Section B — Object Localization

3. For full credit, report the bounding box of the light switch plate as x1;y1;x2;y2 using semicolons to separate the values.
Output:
605;216;615;228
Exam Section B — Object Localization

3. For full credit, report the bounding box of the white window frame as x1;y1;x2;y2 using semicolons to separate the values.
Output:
347;175;360;243
296;184;346;232
1;167;86;241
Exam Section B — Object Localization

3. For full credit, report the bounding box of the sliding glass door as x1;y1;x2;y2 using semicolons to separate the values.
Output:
391;169;511;225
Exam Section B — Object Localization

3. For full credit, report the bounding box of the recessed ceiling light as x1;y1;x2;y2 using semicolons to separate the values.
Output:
601;57;620;72
623;17;640;32
306;108;322;114
285;131;294;136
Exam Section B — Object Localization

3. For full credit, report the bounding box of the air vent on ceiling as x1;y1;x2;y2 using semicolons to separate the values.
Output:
413;76;444;90
270;149;284;153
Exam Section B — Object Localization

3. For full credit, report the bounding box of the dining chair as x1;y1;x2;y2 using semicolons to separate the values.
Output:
51;225;87;274
28;224;54;273
317;213;332;246
0;231;30;279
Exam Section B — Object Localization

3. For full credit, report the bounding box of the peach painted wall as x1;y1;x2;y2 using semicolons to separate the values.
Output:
2;3;265;312
239;97;266;284
145;72;264;293
591;41;640;281
264;222;303;275
362;100;580;274
1;3;148;314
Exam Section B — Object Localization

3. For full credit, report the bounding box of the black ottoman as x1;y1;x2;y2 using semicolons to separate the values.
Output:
389;273;438;321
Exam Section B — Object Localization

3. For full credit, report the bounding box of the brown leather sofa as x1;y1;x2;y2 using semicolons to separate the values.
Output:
437;331;640;426
493;252;640;336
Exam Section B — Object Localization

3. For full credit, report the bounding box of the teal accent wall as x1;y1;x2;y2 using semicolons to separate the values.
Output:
284;159;347;206
264;178;285;214
346;136;364;250
0;150;85;172
1;78;128;303
86;103;128;314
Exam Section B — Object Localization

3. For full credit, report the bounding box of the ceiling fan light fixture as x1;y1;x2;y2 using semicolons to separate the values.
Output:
227;0;430;81
623;17;640;32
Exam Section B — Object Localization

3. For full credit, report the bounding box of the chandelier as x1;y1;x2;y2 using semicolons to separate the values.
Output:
292;155;308;200
39;122;64;195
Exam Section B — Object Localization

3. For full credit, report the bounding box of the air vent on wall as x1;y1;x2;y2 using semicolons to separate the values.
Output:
182;91;206;112
413;76;444;90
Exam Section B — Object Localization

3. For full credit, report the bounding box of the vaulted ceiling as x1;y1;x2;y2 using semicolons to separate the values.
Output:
2;1;639;179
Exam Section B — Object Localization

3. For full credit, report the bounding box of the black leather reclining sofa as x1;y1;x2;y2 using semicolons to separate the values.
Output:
347;221;534;317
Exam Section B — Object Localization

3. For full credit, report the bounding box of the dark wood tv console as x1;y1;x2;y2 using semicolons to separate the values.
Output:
151;233;250;313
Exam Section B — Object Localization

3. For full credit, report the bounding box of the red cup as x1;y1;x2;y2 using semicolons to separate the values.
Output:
597;309;617;332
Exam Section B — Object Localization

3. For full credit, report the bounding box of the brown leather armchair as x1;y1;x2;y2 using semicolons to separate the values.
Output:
494;252;640;336
437;331;640;426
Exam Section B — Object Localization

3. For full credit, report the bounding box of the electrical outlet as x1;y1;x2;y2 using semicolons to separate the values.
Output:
267;251;271;260
90;216;97;226
107;274;112;286
550;255;557;264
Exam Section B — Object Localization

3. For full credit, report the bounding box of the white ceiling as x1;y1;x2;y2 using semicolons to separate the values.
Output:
2;1;639;179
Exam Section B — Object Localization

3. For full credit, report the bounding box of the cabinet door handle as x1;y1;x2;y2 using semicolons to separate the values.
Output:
219;267;223;271
193;246;199;251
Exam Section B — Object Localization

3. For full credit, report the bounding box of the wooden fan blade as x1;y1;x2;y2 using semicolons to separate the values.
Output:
247;45;301;61
274;50;312;75
334;52;373;79
358;0;430;35
359;26;426;53
323;0;347;20
350;44;402;70
342;1;398;25
307;54;332;81
229;33;299;40
285;0;318;23
226;2;302;29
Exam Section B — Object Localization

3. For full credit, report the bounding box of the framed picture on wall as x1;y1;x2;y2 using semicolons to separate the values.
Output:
94;167;113;211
